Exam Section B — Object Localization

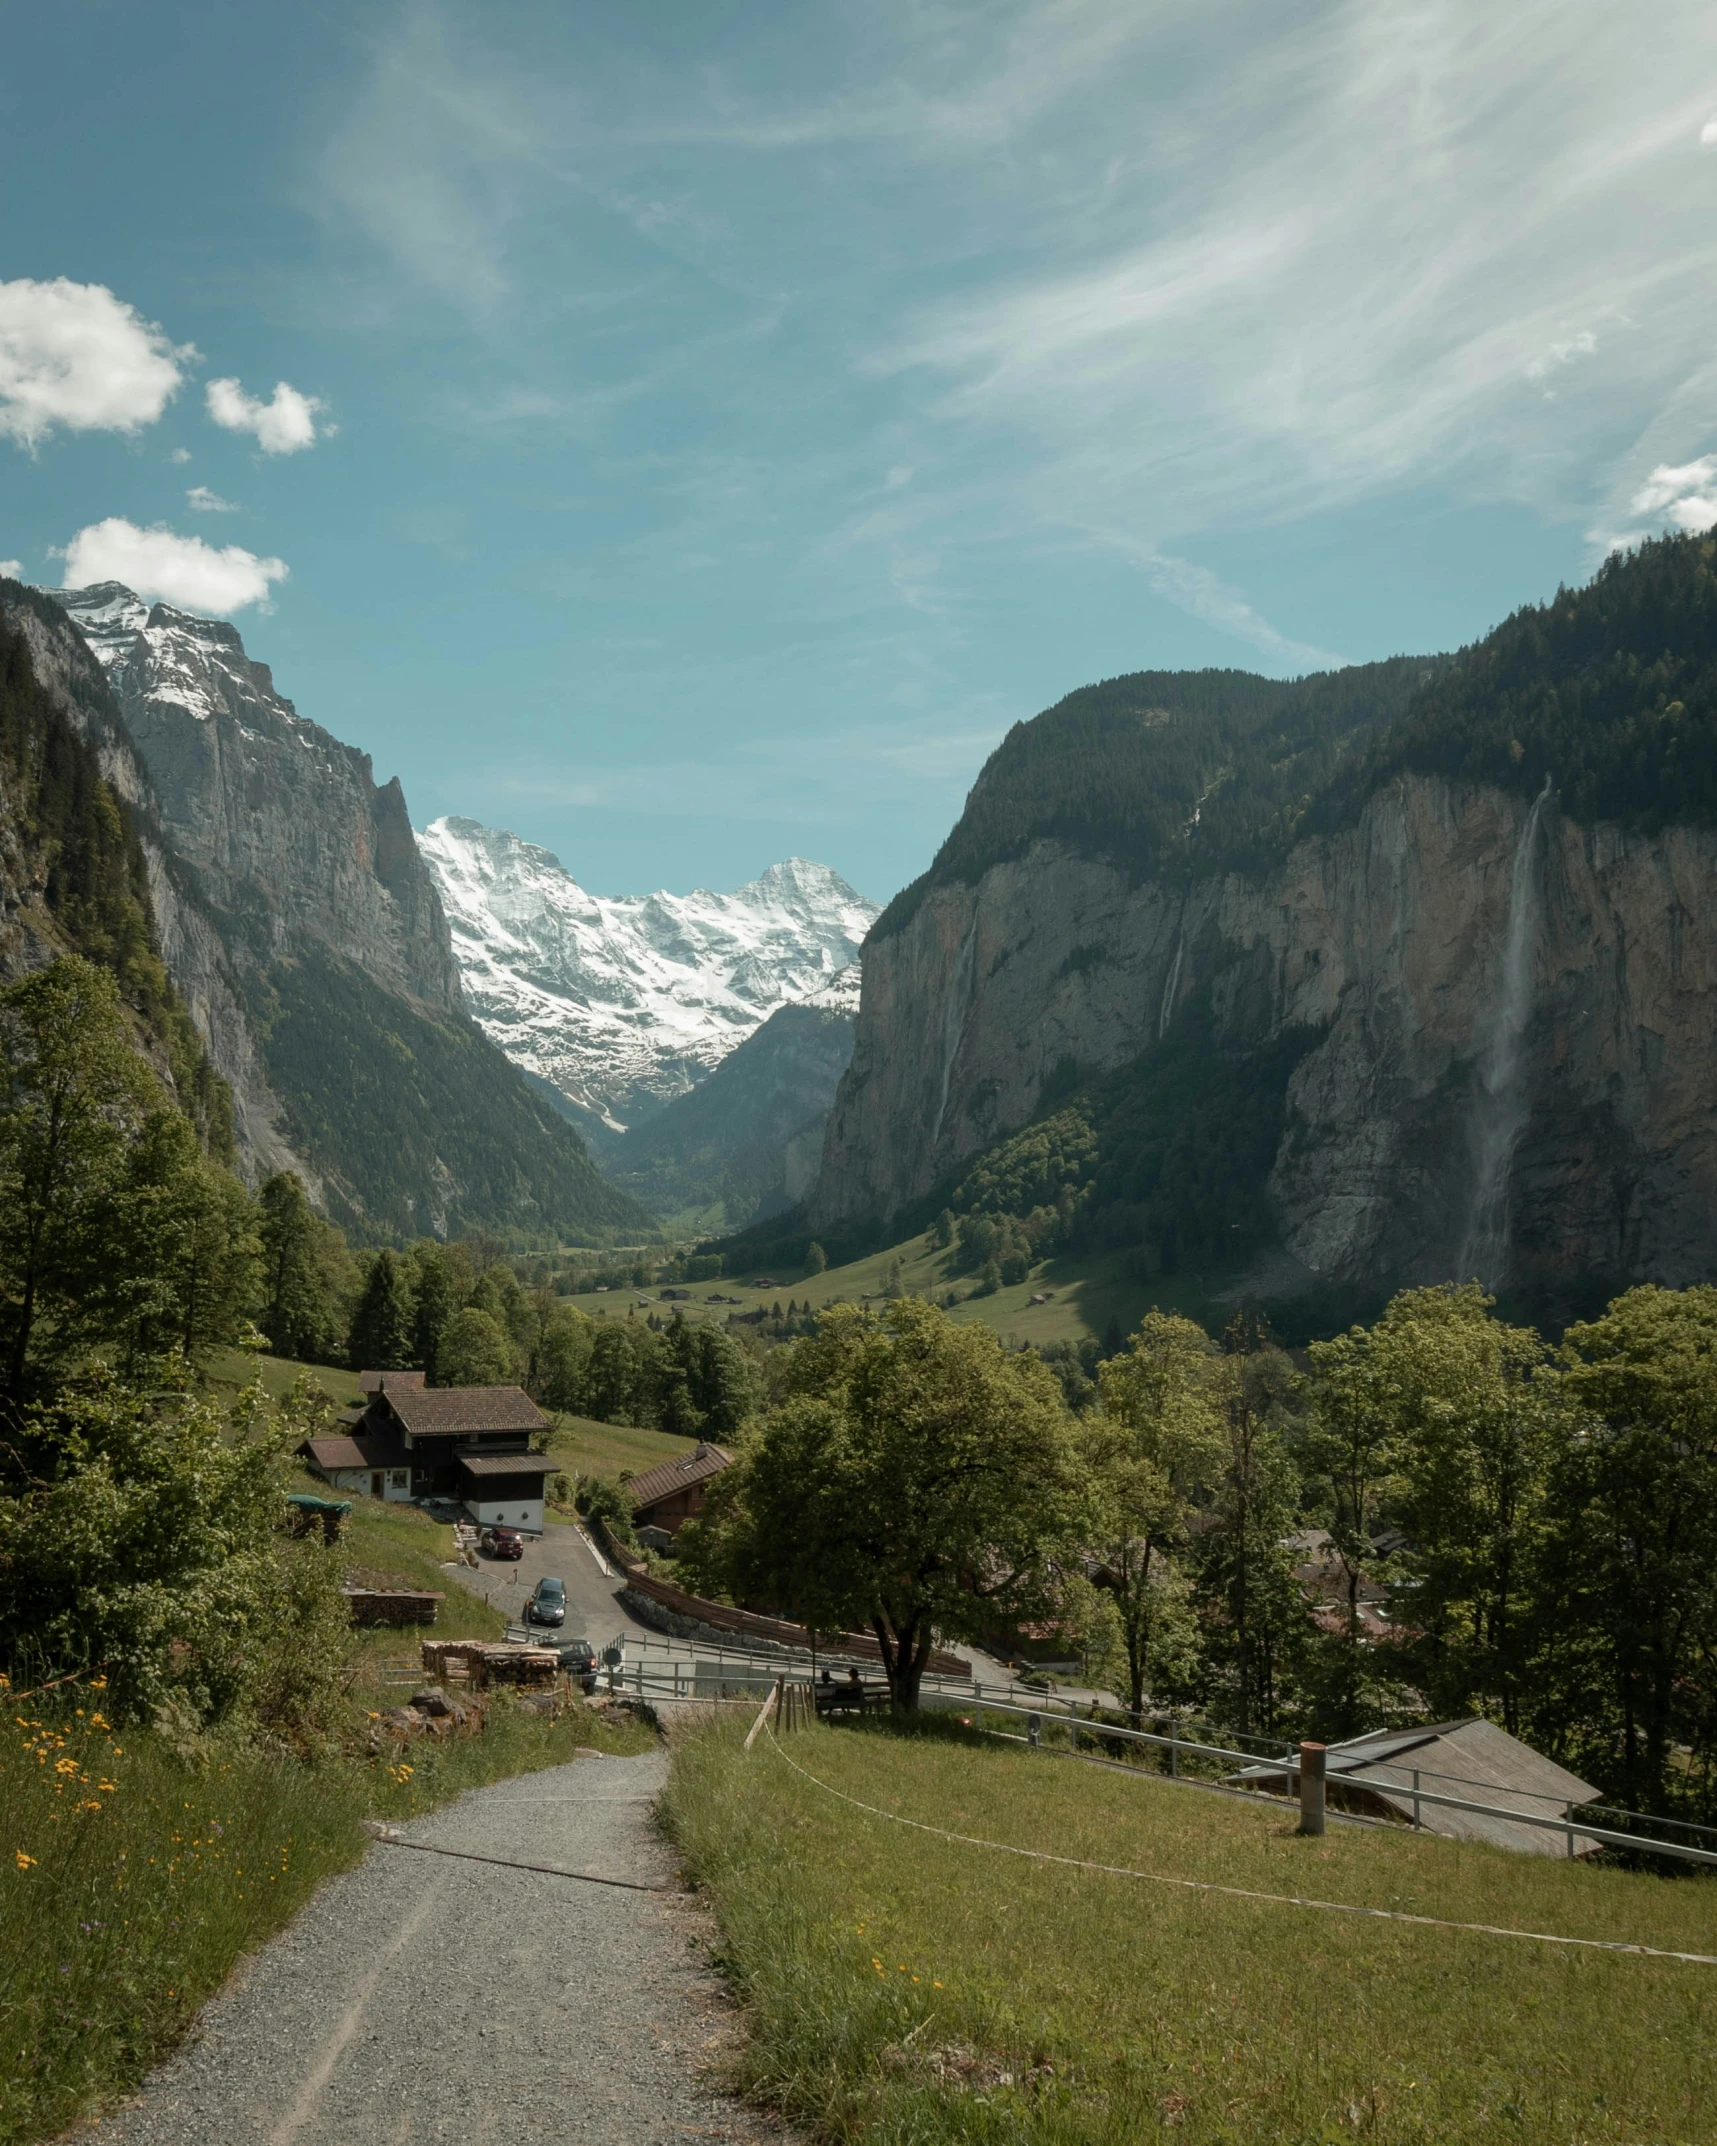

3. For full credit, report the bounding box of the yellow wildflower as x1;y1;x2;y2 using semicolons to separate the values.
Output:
15;1851;36;1869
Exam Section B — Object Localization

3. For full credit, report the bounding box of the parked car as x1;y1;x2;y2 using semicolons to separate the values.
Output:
526;1576;567;1627
480;1526;524;1560
556;1636;598;1689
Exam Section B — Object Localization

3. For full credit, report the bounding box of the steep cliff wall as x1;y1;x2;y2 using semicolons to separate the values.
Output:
815;776;1717;1301
1;581;649;1245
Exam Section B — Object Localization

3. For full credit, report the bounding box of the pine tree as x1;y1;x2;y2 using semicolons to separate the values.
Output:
258;1172;343;1362
348;1250;415;1371
411;1248;455;1383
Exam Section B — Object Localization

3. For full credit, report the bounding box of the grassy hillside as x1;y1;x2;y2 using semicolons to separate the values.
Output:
203;1346;364;1407
545;1412;699;1481
666;1714;1717;2145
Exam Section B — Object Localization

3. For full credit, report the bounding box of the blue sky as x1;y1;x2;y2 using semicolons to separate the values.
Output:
5;1;1717;904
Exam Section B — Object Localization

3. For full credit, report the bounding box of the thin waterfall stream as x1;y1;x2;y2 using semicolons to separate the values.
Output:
1459;778;1552;1287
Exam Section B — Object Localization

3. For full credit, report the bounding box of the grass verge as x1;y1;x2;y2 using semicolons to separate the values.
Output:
0;1679;653;2145
662;1712;1717;2145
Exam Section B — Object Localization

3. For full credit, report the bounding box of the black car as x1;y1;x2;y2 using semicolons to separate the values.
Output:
526;1576;567;1627
555;1635;599;1692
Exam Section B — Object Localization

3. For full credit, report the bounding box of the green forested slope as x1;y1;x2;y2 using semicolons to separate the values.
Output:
871;654;1436;940
253;945;653;1245
1318;530;1717;829
0;592;231;1154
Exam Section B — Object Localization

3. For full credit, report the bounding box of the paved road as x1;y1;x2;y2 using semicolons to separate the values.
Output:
93;1750;783;2145
448;1519;656;1651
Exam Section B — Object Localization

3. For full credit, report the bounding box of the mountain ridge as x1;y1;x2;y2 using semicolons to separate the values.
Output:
418;813;875;1141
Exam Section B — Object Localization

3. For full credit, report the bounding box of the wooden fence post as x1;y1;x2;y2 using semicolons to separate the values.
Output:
1298;1741;1326;1836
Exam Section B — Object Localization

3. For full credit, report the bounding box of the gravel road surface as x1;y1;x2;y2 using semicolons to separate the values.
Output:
90;1749;782;2145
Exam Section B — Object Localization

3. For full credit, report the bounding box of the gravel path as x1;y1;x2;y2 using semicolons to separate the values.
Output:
90;1750;782;2144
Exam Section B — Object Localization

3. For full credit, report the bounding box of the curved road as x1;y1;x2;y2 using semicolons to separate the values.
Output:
92;1750;783;2145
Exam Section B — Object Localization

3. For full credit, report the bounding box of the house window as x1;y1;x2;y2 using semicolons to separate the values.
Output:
389;1471;409;1489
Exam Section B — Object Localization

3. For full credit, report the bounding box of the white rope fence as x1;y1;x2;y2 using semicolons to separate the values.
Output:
760;1721;1717;1968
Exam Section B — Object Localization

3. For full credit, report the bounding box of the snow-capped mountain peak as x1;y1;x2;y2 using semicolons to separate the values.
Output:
417;815;876;1135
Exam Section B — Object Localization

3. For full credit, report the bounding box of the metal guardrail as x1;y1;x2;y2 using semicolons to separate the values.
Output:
586;1643;1716;1873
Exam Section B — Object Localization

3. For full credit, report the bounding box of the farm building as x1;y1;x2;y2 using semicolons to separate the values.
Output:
300;1379;555;1531
626;1441;733;1535
1234;1718;1602;1856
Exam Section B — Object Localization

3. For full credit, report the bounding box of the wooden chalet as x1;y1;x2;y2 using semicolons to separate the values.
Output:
300;1377;555;1532
626;1441;732;1535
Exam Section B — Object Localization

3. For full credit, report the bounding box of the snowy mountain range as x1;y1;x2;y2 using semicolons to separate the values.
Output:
417;816;876;1142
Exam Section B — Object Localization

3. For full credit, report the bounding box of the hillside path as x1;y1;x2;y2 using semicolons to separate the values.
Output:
88;1750;783;2146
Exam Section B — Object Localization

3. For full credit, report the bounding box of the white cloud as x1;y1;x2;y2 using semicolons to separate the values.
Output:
1702;115;1717;146
60;519;288;613
185;485;238;513
1630;455;1717;533
0;278;190;448
205;377;324;453
169;446;191;465
0;560;21;580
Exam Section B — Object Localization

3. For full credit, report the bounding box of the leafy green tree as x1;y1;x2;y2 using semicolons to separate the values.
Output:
1190;1329;1308;1738
682;1299;1088;1708
1364;1286;1556;1731
410;1246;457;1383
0;958;160;1398
1084;1312;1227;1719
537;1307;595;1413
805;1240;828;1277
1303;1315;1411;1731
107;1110;261;1367
1533;1286;1717;1812
689;1324;757;1440
257;1172;345;1363
347;1249;415;1372
437;1305;516;1387
586;1320;645;1423
0;1371;345;1725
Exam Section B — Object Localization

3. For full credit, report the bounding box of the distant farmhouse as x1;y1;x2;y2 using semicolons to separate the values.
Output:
300;1370;555;1533
627;1442;732;1540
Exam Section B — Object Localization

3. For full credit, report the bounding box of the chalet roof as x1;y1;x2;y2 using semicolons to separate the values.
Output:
455;1451;556;1479
1235;1718;1601;1856
301;1427;411;1474
627;1441;733;1515
379;1386;547;1438
359;1368;427;1394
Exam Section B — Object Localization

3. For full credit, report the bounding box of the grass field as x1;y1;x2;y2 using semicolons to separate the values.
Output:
203;1346;364;1407
545;1412;699;1481
554;1236;1233;1348
0;1660;653;2144
664;1713;1717;2145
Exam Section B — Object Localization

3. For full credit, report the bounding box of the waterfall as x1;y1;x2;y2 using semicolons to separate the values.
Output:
1459;779;1552;1288
929;918;979;1151
1158;930;1185;1040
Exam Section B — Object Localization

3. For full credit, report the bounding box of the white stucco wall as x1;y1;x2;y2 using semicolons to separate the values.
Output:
469;1492;544;1534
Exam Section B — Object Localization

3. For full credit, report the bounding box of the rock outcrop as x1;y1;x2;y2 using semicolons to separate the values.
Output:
814;774;1717;1302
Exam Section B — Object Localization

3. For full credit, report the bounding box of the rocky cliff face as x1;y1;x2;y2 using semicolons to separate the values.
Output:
814;775;1717;1302
2;586;306;1181
4;582;648;1244
59;585;460;1014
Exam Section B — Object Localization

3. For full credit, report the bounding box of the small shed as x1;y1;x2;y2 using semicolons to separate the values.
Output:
626;1441;733;1536
1235;1718;1603;1856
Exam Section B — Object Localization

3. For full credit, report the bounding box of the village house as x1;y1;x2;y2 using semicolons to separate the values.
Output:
626;1441;732;1537
300;1372;555;1533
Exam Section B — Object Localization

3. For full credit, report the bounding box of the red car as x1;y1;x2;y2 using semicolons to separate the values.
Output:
480;1527;524;1560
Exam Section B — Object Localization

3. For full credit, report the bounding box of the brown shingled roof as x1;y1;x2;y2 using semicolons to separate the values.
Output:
627;1442;732;1515
380;1386;547;1437
301;1426;411;1473
456;1451;556;1479
359;1368;427;1394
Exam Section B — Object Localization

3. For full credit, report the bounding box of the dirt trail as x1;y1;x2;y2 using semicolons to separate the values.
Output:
89;1750;780;2145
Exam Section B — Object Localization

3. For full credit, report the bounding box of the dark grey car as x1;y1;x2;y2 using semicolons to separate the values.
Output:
526;1576;567;1627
